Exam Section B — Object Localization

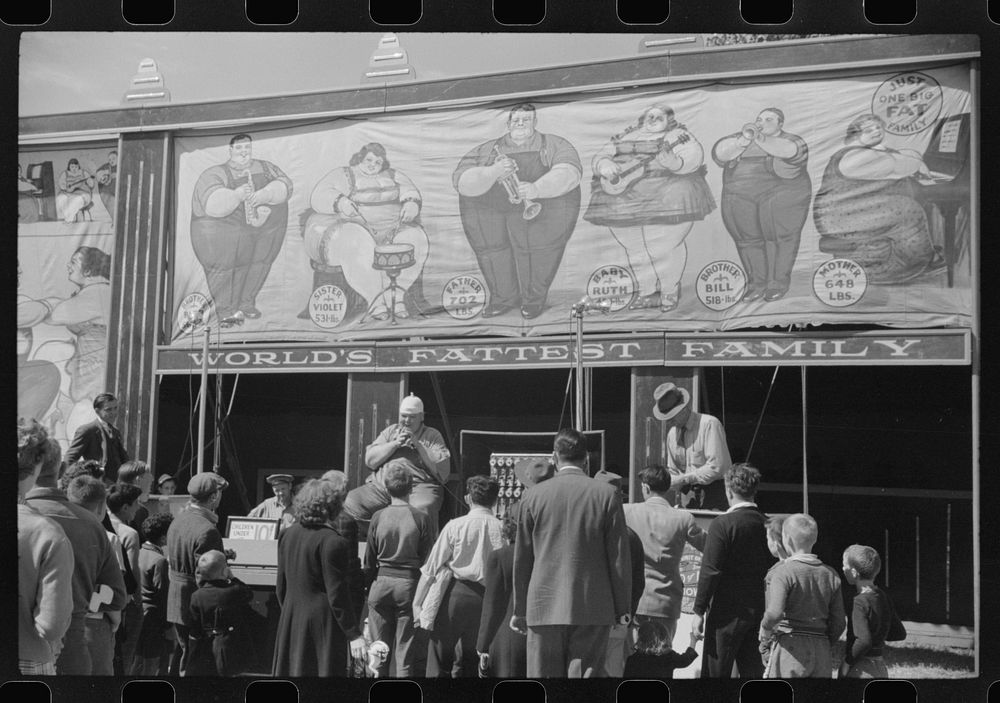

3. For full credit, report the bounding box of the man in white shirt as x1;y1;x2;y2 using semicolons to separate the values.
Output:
653;382;732;511
412;475;503;677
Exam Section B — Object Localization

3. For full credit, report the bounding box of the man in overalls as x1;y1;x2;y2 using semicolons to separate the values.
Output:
453;104;583;320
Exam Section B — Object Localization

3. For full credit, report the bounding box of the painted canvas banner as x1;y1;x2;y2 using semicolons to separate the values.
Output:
169;64;973;344
17;147;118;451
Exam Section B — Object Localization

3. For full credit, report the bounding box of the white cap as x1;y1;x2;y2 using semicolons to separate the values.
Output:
399;394;424;414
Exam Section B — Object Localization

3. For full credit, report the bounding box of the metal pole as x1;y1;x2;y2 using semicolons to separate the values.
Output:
574;312;584;431
196;325;209;475
801;365;809;515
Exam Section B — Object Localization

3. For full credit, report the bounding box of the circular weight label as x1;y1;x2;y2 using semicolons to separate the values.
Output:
872;72;943;136
177;293;210;330
309;284;348;328
586;265;636;312
443;275;487;320
813;259;868;307
696;260;747;311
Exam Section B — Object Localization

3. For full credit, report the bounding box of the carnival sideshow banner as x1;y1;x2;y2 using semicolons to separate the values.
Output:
17;147;117;451
170;65;973;343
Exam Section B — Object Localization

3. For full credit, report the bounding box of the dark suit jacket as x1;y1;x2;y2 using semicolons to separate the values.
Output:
477;543;526;678
692;504;773;621
513;466;632;626
65;419;129;482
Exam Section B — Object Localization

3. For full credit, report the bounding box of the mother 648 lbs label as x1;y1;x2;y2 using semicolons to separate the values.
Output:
813;259;868;307
309;284;348;328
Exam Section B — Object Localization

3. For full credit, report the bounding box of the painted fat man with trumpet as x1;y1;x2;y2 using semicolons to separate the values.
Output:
584;104;716;312
712;108;812;303
190;133;293;326
453;103;583;320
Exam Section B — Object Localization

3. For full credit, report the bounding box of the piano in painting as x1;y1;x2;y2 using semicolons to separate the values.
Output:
918;113;971;288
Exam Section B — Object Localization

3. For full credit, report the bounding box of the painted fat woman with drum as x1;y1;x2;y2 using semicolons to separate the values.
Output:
302;142;430;322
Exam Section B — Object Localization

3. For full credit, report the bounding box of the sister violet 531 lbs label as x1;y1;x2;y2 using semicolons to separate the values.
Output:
813;259;868;307
309;284;348;328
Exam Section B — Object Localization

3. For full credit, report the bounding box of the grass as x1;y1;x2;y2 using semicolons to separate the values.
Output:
831;640;975;679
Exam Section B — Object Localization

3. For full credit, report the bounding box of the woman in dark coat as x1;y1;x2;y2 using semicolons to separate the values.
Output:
272;479;367;676
475;516;526;678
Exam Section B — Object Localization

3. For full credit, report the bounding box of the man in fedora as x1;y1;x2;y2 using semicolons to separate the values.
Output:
248;473;295;528
653;382;732;511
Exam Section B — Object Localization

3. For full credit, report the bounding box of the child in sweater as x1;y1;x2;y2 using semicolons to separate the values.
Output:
839;544;907;678
758;513;846;678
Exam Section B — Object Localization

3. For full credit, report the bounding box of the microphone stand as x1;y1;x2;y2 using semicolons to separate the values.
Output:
197;324;210;475
571;298;611;432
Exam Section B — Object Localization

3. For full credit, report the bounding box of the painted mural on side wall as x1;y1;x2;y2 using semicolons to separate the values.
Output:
17;147;117;452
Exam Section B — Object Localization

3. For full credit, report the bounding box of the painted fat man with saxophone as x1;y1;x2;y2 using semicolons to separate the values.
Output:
190;133;293;326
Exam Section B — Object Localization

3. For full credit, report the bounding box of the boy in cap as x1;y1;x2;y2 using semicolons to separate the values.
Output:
165;471;229;675
346;394;451;537
248;473;295;528
652;382;732;511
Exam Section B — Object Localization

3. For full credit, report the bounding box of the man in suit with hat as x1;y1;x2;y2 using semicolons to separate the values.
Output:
248;473;295;528
165;471;229;675
652;382;732;511
65;392;129;483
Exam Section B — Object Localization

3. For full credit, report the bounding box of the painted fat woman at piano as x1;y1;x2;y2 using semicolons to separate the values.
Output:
812;114;945;285
190;133;293;326
584;104;715;313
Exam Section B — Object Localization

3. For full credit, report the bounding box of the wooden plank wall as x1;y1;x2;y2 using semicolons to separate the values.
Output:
344;372;406;490
104;132;171;465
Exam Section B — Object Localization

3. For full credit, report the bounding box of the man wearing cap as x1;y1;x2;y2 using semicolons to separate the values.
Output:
248;473;295;528
653;382;732;511
157;474;177;496
345;394;451;536
165;471;228;675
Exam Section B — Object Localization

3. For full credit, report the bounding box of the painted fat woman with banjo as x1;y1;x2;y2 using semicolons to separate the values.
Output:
584;104;716;312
